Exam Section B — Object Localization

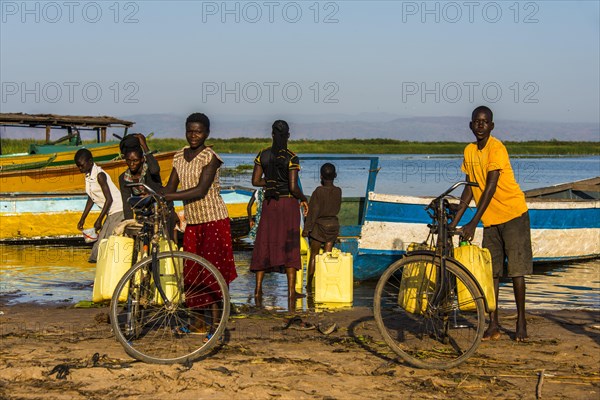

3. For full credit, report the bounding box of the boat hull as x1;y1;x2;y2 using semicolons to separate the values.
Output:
0;189;253;242
0;142;120;168
349;192;600;281
0;150;176;194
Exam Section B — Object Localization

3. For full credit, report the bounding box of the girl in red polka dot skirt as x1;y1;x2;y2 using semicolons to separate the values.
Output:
164;113;237;333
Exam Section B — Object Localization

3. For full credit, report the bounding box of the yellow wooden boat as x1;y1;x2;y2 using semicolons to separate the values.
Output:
0;188;252;242
0;150;176;194
0;142;121;169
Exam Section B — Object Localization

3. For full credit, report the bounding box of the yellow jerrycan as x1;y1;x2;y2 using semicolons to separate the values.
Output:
454;243;496;312
398;242;436;314
398;259;436;315
153;239;183;305
314;248;353;303
296;228;310;292
92;236;134;303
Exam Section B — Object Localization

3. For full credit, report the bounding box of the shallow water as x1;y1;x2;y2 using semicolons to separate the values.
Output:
1;245;598;311
2;155;599;309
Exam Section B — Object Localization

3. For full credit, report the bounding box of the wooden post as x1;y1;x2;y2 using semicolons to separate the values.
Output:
45;125;51;143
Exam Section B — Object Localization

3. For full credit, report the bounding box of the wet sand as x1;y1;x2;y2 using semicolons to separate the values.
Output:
0;300;599;400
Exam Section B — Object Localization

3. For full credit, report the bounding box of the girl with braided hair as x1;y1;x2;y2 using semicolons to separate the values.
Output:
250;120;309;311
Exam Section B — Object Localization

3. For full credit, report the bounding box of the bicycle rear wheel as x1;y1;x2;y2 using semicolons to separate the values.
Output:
110;251;230;364
373;253;485;369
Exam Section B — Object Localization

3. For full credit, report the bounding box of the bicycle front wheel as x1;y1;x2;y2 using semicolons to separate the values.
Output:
110;251;230;364
373;254;485;369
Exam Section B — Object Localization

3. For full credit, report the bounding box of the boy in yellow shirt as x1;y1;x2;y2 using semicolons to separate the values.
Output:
450;106;532;342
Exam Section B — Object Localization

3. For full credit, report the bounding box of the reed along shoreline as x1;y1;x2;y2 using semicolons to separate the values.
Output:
2;138;599;156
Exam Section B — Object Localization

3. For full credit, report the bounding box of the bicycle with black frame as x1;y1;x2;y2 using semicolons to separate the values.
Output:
373;181;489;369
109;183;230;364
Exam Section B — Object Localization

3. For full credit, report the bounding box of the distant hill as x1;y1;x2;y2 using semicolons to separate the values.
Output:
2;113;598;141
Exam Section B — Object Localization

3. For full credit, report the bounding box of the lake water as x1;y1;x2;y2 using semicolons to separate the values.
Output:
1;154;599;311
221;154;600;197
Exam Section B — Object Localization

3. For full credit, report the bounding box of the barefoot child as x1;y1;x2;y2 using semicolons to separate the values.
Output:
449;106;533;342
74;149;124;263
302;163;342;292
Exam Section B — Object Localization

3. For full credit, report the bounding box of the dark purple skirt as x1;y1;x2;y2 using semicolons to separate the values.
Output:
250;196;301;272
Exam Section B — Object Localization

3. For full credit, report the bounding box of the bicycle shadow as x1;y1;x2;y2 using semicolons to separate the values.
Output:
346;315;409;367
178;327;233;367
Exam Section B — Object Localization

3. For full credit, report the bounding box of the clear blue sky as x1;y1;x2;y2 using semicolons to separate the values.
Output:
1;1;599;125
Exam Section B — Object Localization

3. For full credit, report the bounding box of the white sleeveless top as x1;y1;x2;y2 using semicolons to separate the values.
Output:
85;164;123;215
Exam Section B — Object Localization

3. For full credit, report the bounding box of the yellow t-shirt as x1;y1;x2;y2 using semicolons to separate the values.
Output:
461;136;528;226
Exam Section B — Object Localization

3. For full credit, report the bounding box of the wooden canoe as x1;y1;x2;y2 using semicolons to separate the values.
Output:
0;150;176;194
0;142;121;168
0;188;253;242
0;154;57;172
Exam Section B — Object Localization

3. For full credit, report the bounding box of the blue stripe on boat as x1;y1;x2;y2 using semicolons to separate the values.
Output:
366;200;600;229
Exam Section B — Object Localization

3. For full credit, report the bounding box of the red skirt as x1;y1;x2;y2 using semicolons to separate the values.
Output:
183;218;237;309
250;196;301;273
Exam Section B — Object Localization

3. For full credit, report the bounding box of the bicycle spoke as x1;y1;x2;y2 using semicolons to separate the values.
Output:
374;254;485;369
111;251;229;364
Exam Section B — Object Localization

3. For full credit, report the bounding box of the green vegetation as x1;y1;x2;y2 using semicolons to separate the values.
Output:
2;137;599;156
220;163;254;176
149;138;600;155
1;138;47;155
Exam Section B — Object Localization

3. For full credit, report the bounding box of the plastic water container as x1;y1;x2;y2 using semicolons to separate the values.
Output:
398;241;436;314
315;249;353;303
295;255;306;292
153;239;182;304
454;244;496;312
295;233;310;292
398;260;436;314
300;230;309;254
92;236;134;303
295;247;324;292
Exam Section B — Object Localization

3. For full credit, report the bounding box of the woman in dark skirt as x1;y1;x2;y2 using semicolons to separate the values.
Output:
250;120;308;311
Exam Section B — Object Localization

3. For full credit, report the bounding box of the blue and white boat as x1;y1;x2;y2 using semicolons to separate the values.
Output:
337;175;600;281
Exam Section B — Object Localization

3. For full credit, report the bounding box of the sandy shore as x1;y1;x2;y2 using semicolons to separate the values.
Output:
0;300;599;400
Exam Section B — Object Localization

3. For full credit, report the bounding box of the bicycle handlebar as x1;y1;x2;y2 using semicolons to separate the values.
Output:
436;181;478;201
425;181;479;238
125;182;167;204
125;182;158;196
